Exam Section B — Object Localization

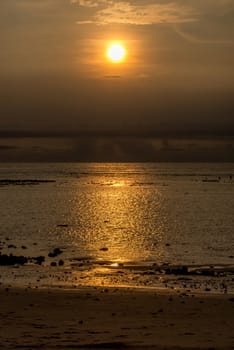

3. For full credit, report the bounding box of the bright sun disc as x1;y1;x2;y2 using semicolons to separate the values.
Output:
107;44;126;63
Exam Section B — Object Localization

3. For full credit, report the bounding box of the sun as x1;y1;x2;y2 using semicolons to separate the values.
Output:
107;44;126;63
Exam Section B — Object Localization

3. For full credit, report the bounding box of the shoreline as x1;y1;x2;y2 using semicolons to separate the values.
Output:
1;261;234;295
1;281;233;297
1;285;234;350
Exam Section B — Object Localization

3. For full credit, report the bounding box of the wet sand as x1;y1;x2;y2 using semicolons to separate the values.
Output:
0;286;234;350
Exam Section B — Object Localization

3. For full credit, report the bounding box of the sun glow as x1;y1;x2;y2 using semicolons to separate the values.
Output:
107;43;126;63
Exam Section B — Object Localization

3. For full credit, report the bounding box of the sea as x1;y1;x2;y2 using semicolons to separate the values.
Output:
0;162;234;293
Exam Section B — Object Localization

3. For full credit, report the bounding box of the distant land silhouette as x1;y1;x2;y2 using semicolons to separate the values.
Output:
0;130;233;162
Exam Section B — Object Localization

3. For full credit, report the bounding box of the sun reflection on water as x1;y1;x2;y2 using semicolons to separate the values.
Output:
68;163;166;265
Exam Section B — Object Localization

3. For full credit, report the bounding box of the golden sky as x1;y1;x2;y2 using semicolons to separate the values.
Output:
0;0;234;159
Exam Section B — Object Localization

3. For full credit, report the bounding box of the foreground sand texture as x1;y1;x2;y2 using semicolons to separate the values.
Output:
0;287;234;350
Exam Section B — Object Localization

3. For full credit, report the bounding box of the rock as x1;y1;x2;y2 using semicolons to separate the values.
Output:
34;256;45;265
0;252;46;266
58;259;64;266
50;262;57;267
200;269;216;277
8;244;16;249
0;253;28;266
54;248;63;255
21;246;27;249
165;265;188;275
48;248;63;257
100;247;108;251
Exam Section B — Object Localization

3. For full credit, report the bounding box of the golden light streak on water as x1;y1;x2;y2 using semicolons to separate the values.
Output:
69;164;166;265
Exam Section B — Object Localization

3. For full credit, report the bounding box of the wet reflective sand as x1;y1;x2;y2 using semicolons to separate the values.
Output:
0;163;234;290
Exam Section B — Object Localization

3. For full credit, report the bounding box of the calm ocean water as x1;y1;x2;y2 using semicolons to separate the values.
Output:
0;162;234;290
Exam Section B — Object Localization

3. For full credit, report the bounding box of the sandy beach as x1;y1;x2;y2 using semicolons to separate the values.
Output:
0;286;234;350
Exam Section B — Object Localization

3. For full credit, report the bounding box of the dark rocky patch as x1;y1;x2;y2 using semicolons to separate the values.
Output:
58;259;64;266
165;266;188;275
31;256;45;265
152;264;234;277
0;253;45;266
48;248;63;258
70;256;92;262
8;244;16;249
0;253;28;265
0;179;56;186
100;247;108;251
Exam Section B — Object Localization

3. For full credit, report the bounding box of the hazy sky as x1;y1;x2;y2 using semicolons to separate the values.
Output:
0;0;234;160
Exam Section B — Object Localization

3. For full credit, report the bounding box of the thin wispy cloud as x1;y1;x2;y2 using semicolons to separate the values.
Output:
71;0;110;7
184;0;234;16
76;1;199;25
174;24;234;46
174;0;234;45
74;0;234;27
71;0;100;7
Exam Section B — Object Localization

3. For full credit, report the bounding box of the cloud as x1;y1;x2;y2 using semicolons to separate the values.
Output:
173;0;234;45
71;0;100;7
97;2;198;25
74;0;234;30
76;1;199;25
183;0;234;16
174;24;234;46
